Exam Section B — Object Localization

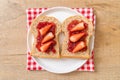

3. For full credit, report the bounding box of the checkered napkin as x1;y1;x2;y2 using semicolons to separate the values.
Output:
26;8;95;71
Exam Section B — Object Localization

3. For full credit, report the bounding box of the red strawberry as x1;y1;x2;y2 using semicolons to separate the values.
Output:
70;22;85;32
72;41;86;53
40;41;52;52
41;32;54;43
70;32;85;42
39;24;52;36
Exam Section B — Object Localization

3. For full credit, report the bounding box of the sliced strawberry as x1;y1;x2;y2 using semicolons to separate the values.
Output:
70;22;85;32
72;41;86;53
70;32;85;42
40;41;52;52
39;24;52;36
41;32;54;43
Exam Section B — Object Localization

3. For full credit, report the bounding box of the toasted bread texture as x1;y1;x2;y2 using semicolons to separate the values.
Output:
30;16;61;58
61;15;94;59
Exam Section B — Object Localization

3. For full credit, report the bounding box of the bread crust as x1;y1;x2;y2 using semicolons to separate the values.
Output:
61;15;94;59
30;16;61;58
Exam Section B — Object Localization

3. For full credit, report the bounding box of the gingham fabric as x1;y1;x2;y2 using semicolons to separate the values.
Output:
26;8;95;71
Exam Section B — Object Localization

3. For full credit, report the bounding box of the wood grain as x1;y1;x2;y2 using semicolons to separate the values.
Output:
0;0;120;80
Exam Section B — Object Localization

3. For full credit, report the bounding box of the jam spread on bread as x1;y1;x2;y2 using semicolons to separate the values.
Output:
36;22;56;53
67;20;88;53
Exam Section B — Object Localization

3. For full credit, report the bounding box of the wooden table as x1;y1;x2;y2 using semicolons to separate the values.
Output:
0;0;120;80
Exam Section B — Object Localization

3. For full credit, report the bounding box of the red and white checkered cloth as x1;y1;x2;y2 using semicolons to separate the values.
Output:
26;8;95;71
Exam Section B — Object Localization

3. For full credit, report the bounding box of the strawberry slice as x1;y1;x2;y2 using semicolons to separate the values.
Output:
40;41;52;52
72;41;86;53
70;22;85;32
39;24;52;36
70;32;85;42
41;32;54;43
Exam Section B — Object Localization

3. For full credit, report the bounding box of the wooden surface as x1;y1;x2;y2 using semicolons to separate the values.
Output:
0;0;120;80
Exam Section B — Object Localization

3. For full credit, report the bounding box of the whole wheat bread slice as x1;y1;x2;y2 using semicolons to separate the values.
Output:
30;16;61;58
61;15;94;59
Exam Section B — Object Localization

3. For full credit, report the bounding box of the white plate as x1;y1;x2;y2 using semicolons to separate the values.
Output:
27;7;94;74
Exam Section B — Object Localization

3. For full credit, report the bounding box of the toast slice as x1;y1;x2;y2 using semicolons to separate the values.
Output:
61;15;94;59
30;16;61;58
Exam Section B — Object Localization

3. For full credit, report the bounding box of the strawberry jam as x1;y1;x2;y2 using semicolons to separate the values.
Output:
36;21;56;53
67;20;88;53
